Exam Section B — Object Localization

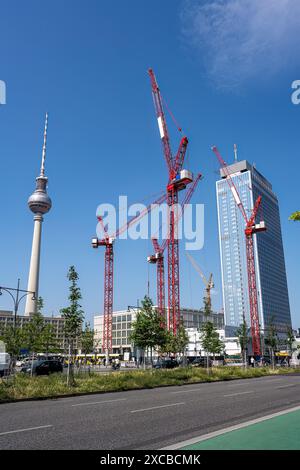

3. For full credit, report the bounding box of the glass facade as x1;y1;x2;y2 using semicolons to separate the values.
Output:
216;160;291;333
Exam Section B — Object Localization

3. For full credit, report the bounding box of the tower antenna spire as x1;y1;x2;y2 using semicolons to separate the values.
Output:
234;143;238;163
40;112;48;177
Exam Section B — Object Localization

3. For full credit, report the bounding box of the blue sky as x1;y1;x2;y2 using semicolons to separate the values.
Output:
0;0;299;327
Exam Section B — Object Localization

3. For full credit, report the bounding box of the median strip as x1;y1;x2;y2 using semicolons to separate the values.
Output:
0;425;53;437
130;402;185;413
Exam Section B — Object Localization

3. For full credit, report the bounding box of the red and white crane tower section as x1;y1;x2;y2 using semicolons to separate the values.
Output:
212;146;266;356
148;68;193;334
92;192;167;356
148;173;202;323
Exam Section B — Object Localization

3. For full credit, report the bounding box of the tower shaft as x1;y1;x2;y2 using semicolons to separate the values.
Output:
25;214;43;315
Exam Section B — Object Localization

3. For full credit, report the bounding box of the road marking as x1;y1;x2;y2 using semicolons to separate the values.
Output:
226;379;284;387
224;391;254;397
161;404;300;450
0;425;53;437
276;384;297;390
171;388;202;394
130;402;185;413
71;398;127;407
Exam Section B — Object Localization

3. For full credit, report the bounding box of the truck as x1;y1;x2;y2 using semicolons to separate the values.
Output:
0;353;11;377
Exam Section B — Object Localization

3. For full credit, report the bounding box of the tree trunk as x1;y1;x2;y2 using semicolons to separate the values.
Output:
244;349;247;369
30;351;35;377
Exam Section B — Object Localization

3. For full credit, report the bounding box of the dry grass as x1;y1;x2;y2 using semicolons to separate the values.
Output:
0;366;299;403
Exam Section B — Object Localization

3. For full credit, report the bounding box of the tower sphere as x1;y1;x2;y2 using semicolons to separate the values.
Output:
28;176;52;215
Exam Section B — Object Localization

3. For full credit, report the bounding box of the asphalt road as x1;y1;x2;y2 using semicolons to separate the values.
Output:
0;373;300;450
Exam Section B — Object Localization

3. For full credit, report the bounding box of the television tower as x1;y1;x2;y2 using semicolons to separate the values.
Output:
24;113;52;315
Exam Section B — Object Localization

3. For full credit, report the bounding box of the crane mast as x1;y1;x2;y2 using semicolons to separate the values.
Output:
148;68;193;334
92;192;167;357
148;173;202;327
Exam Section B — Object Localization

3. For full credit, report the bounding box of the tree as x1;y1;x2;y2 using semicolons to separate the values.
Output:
159;324;189;365
60;266;84;384
172;324;189;364
81;322;94;358
289;211;300;221
265;317;278;370
199;321;223;373
130;296;167;366
0;325;24;358
236;318;249;368
199;295;223;372
159;330;176;356
41;324;59;358
23;315;44;355
286;326;295;364
22;299;46;354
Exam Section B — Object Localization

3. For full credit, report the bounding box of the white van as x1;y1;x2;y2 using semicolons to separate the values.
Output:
0;353;11;377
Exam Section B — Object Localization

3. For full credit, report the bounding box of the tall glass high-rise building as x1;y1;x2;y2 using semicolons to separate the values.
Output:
216;160;291;333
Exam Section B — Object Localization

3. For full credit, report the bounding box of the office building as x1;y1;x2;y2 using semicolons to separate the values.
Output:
216;159;291;334
94;307;224;355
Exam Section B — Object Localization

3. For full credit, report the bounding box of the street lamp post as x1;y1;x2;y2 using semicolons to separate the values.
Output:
0;279;36;328
127;304;140;367
0;279;36;369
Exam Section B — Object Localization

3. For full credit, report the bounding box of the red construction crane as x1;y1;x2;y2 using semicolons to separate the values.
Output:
148;173;202;326
212;146;266;356
148;68;193;335
92;192;167;356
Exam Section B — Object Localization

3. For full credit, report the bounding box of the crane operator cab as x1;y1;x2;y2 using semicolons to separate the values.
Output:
168;169;193;192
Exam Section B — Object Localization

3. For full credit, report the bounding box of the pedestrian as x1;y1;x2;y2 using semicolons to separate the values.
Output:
250;356;255;368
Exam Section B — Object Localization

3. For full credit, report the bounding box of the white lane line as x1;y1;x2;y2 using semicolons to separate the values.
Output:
71;398;127;407
276;384;297;390
161;404;300;450
131;402;185;413
171;388;202;394
226;379;284;387
224;391;254;397
0;425;53;437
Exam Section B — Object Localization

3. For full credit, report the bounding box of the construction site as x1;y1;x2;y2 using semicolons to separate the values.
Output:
91;68;292;363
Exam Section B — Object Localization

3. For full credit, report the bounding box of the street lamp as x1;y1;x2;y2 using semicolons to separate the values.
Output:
0;279;36;328
127;304;140;366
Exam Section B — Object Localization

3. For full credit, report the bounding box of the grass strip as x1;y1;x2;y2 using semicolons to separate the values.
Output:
1;366;299;403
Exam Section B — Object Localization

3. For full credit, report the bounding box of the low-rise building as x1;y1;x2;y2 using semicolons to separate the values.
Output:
0;310;69;351
186;328;240;359
94;307;225;356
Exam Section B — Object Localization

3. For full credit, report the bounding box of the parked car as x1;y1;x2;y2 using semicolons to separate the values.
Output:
21;359;63;376
154;358;178;369
191;357;212;368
